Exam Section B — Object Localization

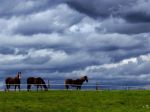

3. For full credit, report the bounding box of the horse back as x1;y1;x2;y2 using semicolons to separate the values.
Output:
27;77;35;84
5;77;20;84
65;78;83;86
65;79;73;84
65;79;78;84
14;77;20;83
36;77;46;84
36;77;42;83
5;77;11;84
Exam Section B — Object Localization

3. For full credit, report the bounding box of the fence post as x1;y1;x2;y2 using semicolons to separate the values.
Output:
126;86;129;90
48;80;50;90
96;82;99;90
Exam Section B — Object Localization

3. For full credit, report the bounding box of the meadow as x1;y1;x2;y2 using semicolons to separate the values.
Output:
1;90;150;112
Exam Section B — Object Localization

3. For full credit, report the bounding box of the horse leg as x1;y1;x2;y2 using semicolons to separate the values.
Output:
79;86;81;90
15;85;17;91
65;85;69;90
76;86;81;90
8;85;10;91
6;85;8;91
18;85;20;92
37;85;39;92
27;84;30;91
6;84;9;91
27;84;29;91
40;85;42;91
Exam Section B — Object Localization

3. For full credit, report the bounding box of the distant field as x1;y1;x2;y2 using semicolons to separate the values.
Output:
1;90;150;112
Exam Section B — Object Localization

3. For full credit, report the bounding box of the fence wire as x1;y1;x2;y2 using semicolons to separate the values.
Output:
2;83;149;91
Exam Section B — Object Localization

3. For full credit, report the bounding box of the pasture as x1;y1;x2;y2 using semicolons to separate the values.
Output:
1;90;150;112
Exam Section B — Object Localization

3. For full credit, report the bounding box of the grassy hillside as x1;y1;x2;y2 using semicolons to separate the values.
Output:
1;90;150;112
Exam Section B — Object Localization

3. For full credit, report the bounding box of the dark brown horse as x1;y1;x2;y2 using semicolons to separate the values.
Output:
5;72;21;91
65;76;88;90
27;77;48;91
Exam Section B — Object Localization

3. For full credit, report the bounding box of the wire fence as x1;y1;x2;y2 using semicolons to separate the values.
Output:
2;83;150;91
2;77;150;91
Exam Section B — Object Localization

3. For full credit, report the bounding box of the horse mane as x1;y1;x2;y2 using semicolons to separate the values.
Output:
80;76;87;80
16;72;21;79
80;76;85;80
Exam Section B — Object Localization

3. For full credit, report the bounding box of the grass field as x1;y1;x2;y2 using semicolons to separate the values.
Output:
1;90;150;112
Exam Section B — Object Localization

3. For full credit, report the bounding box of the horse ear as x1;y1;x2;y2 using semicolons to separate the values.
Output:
17;72;22;76
84;76;87;78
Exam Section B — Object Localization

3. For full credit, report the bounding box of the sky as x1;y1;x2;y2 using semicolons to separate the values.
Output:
1;0;150;86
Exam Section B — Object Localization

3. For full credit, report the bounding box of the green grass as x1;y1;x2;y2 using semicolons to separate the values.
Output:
1;90;150;112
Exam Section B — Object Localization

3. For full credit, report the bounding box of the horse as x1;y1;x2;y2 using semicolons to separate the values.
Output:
27;77;48;91
64;76;88;90
5;72;21;91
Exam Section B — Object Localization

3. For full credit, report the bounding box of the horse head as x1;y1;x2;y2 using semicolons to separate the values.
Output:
17;72;22;79
44;86;48;91
84;76;88;83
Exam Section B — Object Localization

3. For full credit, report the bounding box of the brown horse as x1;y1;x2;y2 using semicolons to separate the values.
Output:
27;77;48;91
5;72;21;91
65;76;88;90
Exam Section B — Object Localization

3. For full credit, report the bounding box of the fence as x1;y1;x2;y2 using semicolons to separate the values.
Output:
2;83;149;91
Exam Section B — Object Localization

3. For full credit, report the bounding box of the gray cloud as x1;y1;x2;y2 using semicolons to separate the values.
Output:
66;0;150;23
120;0;150;23
66;0;131;18
0;0;150;87
0;4;84;36
96;17;150;34
65;0;150;34
71;54;150;85
0;0;65;18
0;31;149;72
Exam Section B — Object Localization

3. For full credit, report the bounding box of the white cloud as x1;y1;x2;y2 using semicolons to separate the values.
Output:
0;3;84;35
69;53;150;82
13;3;84;35
0;0;150;86
68;17;100;33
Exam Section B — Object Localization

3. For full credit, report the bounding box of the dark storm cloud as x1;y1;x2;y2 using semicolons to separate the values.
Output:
8;3;84;36
65;0;150;34
120;0;150;23
0;0;150;87
84;54;150;79
0;0;65;18
0;47;111;74
66;0;131;18
123;11;150;23
96;17;150;34
2;0;149;35
0;47;15;55
0;32;149;73
66;0;150;23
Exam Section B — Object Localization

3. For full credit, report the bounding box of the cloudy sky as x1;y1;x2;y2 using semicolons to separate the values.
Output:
1;0;150;86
